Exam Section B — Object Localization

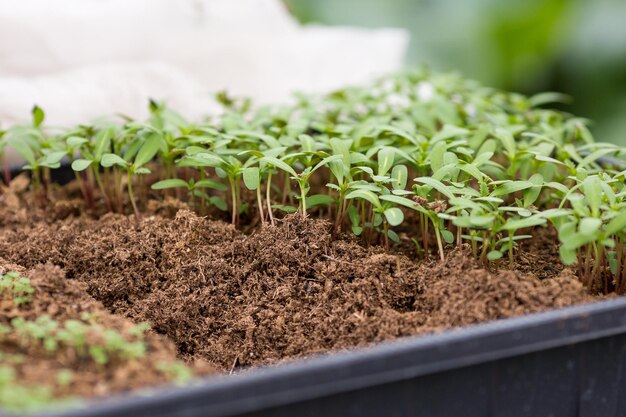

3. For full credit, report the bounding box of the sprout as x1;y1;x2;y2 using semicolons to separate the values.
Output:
4;70;626;293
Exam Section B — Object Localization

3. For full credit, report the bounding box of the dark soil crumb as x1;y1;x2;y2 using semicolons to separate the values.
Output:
0;206;597;373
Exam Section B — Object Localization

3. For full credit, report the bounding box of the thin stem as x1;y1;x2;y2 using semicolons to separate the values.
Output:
575;248;584;280
31;168;43;206
73;169;94;212
93;166;113;212
235;177;241;225
126;171;140;222
433;220;445;263
299;184;307;217
256;186;265;225
583;244;591;289
42;167;51;201
480;232;489;265
423;215;430;261
366;207;375;246
508;230;514;266
383;221;389;252
228;176;237;226
471;233;478;259
116;168;125;212
189;188;196;209
334;193;344;234
199;169;207;214
615;238;623;289
281;172;289;205
266;170;275;226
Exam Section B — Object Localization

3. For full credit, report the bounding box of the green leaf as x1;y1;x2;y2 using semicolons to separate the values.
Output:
311;154;342;174
377;147;395;176
380;194;426;213
8;138;36;166
42;150;66;166
494;128;516;156
260;156;298;177
194;179;227;191
67;136;87;148
271;204;298;213
537;208;572;220
134;133;163;168
429;142;446;173
578;148;618;169
487;250;503;261
473;150;494;167
345;206;359;226
582;176;601;217
151;179;189;190
177;153;224;168
71;159;93;172
441;229;454;244
391;165;408;190
32;105;45;127
242;167;260;190
345;189;382;208
528;92;571;107
500;216;546;231
414;177;454;199
384;207;404;226
305;194;335;208
579;217;602;236
330;138;352;167
544;182;569;194
457;162;485;181
561;232;597;251
240;150;265;158
328;160;345;185
491;181;534;197
431;125;469;143
559;246;577;265
210;196;228;211
93;128;113;161
101;153;128;168
605;210;626;236
533;153;565;166
387;229;400;243
523;174;544;208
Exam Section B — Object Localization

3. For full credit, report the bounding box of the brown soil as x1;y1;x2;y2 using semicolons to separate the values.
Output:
0;176;601;403
0;260;213;402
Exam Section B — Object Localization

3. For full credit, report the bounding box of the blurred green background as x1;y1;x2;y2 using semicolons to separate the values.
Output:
285;0;626;145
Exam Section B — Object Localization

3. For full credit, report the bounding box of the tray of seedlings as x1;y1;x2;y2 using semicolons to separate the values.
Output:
1;69;626;417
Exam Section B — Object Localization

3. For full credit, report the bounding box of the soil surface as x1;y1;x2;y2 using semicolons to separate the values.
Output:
0;260;213;404
0;176;600;401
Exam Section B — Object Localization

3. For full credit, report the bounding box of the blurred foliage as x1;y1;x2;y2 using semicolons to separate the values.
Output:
285;0;626;145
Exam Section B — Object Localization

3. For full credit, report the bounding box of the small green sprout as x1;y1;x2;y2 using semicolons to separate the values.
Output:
0;272;35;305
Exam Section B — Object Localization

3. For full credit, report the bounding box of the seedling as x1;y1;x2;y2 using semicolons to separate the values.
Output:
0;271;35;305
4;69;626;294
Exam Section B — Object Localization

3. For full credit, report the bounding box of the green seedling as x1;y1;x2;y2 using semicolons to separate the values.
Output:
152;177;227;211
0;271;35;305
4;70;626;294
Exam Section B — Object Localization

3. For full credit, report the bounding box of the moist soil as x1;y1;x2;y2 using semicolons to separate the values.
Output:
0;176;600;401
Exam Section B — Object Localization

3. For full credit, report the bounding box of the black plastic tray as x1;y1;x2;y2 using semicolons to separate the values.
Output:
29;297;626;417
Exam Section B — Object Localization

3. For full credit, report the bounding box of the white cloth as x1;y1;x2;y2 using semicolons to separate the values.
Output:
0;0;408;128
